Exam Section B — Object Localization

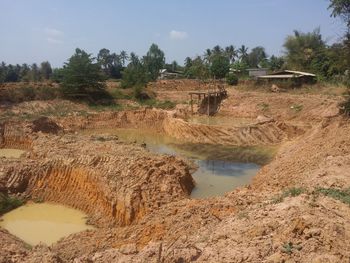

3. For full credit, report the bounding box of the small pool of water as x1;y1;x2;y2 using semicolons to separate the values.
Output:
0;148;26;158
82;129;274;198
186;116;255;127
0;203;94;246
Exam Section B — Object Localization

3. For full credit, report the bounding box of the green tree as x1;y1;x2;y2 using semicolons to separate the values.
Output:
328;0;350;114
0;62;6;83
119;50;129;66
283;28;325;72
329;0;350;26
40;61;52;80
203;49;212;64
30;63;41;82
248;46;267;68
97;48;122;78
121;53;149;89
61;48;106;100
185;56;209;79
210;54;230;79
268;55;285;71
143;43;165;80
225;45;238;64
238;45;249;64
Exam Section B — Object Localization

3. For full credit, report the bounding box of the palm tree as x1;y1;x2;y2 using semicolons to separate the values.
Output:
129;52;139;66
238;45;249;63
212;45;223;55
225;45;237;64
119;50;129;66
203;49;212;64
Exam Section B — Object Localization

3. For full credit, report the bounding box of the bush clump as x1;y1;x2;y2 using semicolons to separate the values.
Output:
226;74;238;86
0;193;24;215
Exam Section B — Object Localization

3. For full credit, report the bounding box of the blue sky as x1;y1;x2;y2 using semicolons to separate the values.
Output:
0;0;344;67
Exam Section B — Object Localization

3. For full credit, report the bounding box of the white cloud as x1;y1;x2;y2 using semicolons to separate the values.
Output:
169;30;188;40
45;27;64;37
47;37;63;44
44;27;64;44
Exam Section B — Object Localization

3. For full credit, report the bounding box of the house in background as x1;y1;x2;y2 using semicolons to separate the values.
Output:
158;69;183;80
247;68;268;79
257;70;316;85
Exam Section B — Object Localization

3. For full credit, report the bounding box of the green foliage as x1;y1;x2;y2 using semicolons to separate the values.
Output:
257;103;270;112
316;187;350;205
247;46;267;68
328;0;350;26
51;68;65;83
267;55;285;71
281;242;302;255
226;74;238;85
284;28;325;72
121;54;149;89
40;61;52;80
0;193;24;215
143;43;165;81
290;104;303;112
0;85;59;103
97;48;123;79
272;187;305;203
60;48;107;101
184;56;209;79
210;55;230;79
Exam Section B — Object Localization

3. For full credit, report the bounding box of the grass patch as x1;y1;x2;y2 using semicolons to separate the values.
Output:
272;187;305;204
290;104;303;112
0;193;24;215
257;102;270;112
281;242;302;255
315;188;350;206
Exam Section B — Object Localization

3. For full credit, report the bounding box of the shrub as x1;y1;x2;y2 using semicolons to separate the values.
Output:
0;193;24;215
315;188;350;205
272;187;305;203
226;74;238;86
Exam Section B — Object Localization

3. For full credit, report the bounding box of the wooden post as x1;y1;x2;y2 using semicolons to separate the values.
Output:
190;94;193;114
207;93;210;116
214;93;217;113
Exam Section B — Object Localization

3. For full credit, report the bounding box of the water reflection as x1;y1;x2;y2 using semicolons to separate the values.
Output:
81;128;271;198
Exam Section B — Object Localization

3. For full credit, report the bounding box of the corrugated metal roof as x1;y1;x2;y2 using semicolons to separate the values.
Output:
258;75;301;79
269;70;316;77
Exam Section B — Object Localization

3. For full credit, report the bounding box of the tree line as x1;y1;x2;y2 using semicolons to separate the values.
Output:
0;0;348;106
0;62;53;83
1;29;348;85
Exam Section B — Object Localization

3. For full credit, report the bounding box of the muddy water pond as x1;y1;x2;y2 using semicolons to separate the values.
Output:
0;148;26;158
0;203;94;246
83;128;275;198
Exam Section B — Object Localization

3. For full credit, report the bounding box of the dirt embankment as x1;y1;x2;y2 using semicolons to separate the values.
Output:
50;117;350;263
0;120;194;228
57;107;304;147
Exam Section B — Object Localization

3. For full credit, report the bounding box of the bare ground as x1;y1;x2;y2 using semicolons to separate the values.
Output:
0;80;349;262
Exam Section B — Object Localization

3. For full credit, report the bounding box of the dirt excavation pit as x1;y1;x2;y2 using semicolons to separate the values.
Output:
80;128;269;198
1;87;349;262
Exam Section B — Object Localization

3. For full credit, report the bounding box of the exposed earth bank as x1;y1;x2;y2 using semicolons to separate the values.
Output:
0;81;349;262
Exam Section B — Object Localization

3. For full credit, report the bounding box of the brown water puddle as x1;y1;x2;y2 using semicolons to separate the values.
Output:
0;148;26;158
0;203;94;246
